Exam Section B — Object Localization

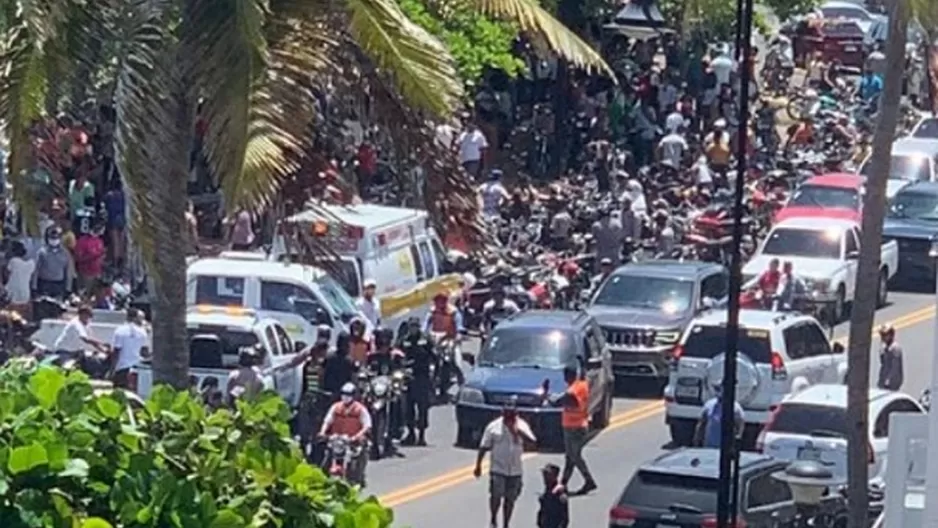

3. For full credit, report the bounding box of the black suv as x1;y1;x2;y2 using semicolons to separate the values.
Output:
609;448;846;527
587;260;728;382
454;310;614;447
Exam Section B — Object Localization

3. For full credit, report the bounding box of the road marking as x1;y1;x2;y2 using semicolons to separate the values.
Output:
378;304;937;507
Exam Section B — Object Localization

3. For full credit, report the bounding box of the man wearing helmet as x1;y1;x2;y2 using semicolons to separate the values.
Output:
319;382;372;480
367;327;405;376
401;316;436;446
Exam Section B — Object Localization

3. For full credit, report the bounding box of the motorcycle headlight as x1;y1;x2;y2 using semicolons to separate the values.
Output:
372;379;389;397
457;387;484;404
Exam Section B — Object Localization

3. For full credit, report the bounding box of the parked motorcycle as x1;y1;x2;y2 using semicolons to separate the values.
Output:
322;434;366;486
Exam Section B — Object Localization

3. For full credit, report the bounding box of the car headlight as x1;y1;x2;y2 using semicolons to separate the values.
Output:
458;387;485;404
655;330;681;346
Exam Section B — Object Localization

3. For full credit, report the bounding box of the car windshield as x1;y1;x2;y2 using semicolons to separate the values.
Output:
279;254;362;297
619;470;719;513
477;328;578;368
593;275;694;314
767;403;849;437
912;118;938;139
761;227;843;259
888;190;938;220
682;326;772;363
820;6;869;20
864;154;932;182
789;184;860;210
315;275;359;317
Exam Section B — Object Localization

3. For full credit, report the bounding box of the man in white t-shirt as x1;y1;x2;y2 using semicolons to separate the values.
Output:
479;170;510;220
110;308;150;388
53;305;109;354
458;121;489;179
710;48;736;87
355;279;382;332
658;130;689;167
474;398;536;528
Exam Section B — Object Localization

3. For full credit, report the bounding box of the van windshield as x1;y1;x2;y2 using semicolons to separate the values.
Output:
316;275;359;317
279;254;362;297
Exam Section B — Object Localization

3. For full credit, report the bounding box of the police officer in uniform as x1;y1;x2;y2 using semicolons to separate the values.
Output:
399;317;435;446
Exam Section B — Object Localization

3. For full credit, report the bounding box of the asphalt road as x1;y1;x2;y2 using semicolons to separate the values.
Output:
364;290;936;527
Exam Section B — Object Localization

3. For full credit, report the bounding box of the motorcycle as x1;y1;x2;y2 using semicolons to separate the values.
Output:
322;434;366;486
364;372;403;459
431;331;465;404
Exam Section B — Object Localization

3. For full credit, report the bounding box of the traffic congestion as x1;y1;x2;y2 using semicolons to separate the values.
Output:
1;0;937;525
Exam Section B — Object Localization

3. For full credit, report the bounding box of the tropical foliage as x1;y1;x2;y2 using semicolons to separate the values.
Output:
0;361;390;527
398;0;525;84
0;0;609;387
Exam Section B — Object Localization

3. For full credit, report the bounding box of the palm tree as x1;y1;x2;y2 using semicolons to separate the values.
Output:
843;0;928;525
0;0;611;388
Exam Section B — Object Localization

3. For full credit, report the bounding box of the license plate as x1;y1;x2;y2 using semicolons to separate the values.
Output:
798;447;822;461
675;385;700;399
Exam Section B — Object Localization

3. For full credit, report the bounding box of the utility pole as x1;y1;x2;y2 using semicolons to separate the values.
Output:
715;0;754;524
844;0;908;525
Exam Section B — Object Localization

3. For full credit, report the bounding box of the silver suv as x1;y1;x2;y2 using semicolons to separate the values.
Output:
664;309;847;446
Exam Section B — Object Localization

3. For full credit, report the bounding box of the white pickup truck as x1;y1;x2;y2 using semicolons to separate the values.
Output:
743;217;898;322
31;306;305;407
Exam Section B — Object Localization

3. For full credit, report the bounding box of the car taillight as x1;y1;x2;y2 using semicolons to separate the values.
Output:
670;345;684;369
771;352;787;380
609;506;638;526
702;515;747;528
756;405;780;452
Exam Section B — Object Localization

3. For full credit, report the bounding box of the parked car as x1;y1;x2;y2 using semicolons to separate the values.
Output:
774;172;864;224
453;310;614;447
664;310;847;447
859;137;938;199
910;114;938;139
586;260;728;383
742;217;898;322
757;384;924;487
608;448;847;527
882;181;938;283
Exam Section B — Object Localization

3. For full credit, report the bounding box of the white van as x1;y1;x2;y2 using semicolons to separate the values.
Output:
186;256;361;348
272;203;463;334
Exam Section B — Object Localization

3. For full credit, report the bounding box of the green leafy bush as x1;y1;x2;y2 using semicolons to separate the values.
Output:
0;361;392;527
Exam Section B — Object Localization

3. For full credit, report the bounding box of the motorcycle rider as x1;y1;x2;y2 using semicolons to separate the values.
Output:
367;327;406;455
348;318;371;366
776;261;806;310
481;285;521;334
424;291;465;339
400;317;435;446
755;258;781;308
319;382;372;482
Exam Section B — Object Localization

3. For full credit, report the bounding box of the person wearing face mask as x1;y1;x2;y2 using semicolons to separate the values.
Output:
474;397;536;528
33;226;74;299
318;382;372;481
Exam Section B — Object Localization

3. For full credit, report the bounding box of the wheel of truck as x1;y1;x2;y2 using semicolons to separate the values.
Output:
877;268;888;308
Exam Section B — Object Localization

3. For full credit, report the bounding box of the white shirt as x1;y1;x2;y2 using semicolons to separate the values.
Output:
355;296;382;330
111;322;149;371
659;133;688;166
5;257;35;304
480;181;507;218
480;416;535;477
711;55;735;86
695;157;714;185
458;129;488;163
53;317;90;351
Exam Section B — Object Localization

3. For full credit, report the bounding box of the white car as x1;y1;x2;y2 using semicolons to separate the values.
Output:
743;217;898;322
664;310;847;446
859;137;938;199
757;384;924;486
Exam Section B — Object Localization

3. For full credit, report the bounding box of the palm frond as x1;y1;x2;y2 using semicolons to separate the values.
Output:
0;20;49;234
112;0;177;281
473;0;612;76
346;0;463;117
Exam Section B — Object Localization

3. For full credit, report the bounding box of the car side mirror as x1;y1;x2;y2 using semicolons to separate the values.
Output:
832;342;845;354
847;250;859;260
700;297;716;310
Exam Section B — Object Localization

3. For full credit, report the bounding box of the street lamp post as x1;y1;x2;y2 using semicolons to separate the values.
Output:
923;240;938;528
772;461;847;528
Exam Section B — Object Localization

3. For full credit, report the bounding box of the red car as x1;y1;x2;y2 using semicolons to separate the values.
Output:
774;173;865;223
